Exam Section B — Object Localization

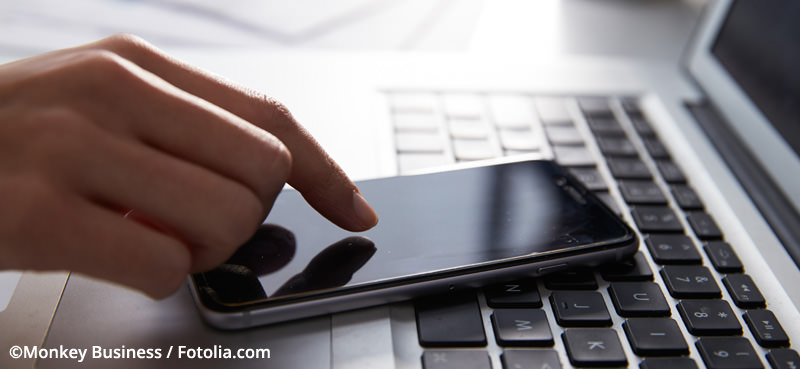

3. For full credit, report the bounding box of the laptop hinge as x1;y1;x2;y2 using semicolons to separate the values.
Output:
686;101;800;269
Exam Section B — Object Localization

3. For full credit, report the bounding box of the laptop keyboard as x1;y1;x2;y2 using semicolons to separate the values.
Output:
386;92;799;369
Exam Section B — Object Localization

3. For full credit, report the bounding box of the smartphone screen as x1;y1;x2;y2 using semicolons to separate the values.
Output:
193;160;635;316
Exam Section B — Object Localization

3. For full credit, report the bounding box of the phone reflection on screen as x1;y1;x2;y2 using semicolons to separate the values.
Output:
199;224;376;304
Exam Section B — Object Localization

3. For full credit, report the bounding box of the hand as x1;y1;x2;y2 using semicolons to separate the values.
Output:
0;34;378;299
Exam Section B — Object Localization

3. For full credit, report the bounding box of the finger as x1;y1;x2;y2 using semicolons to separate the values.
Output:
34;48;292;215
6;180;190;299
36;109;266;272
89;129;267;272
82;34;378;231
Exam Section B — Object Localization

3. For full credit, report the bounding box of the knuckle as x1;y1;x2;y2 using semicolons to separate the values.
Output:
262;97;298;133
239;131;292;206
257;137;292;191
99;33;158;60
264;97;292;120
103;33;147;48
76;49;137;83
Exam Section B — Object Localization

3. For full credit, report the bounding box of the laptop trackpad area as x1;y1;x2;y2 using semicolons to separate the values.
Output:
39;275;332;369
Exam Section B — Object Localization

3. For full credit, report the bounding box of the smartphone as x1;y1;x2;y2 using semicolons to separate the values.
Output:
190;159;637;329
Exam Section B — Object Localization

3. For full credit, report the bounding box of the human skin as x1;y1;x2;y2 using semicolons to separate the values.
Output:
0;34;378;299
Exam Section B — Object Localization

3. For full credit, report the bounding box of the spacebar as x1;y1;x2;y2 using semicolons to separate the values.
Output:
414;292;487;347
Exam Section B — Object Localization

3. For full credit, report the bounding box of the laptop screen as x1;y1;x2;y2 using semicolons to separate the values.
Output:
711;0;800;157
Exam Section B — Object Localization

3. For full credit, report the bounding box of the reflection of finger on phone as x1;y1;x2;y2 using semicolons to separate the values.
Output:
200;264;267;303
225;224;296;276
273;236;376;297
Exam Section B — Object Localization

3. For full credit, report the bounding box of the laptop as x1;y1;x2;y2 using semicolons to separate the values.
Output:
1;0;798;368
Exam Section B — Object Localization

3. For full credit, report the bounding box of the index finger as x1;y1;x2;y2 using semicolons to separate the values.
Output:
84;34;378;232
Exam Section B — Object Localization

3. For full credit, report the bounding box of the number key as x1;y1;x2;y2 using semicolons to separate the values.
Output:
631;206;683;233
646;234;702;265
660;265;721;299
696;338;763;369
677;300;742;336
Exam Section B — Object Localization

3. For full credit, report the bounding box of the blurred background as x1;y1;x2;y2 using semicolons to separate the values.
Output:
1;0;706;63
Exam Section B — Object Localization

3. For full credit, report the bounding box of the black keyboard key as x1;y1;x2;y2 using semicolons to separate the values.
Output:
621;97;641;113
608;282;670;317
630;114;657;137
643;137;670;159
492;309;554;347
671;185;704;209
569;167;608;191
544;269;598;290
656;160;686;183
600;252;654;281
597;137;639;157
586;115;626;136
743;310;790;348
660;265;721;298
619;180;668;204
502;349;562;369
640;358;699;369
607;157;652;179
594;192;621;215
631;206;684;233
686;211;724;240
646;234;702;264
415;293;487;347
485;280;542;308
623;318;689;356
766;349;800;369
696;337;763;369
704;241;744;272
723;274;766;309
579;97;614;117
422;350;491;369
551;291;612;327
677;300;742;336
562;328;627;367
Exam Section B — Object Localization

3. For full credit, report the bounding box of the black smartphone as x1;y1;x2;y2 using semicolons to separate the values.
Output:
190;160;637;329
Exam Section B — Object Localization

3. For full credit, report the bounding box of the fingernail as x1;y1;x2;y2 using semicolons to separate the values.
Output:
353;190;378;230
